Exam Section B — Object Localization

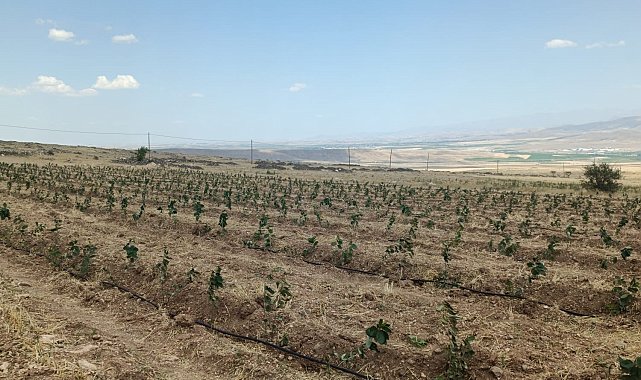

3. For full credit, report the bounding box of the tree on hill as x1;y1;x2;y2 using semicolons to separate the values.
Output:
135;146;149;162
582;163;621;192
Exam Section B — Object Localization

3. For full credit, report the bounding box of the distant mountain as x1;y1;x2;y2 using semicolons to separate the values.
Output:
486;116;641;151
160;116;641;167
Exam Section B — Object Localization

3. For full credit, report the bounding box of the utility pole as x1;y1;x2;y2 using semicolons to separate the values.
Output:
250;139;253;165
147;132;151;160
389;149;392;169
348;147;351;168
426;153;430;172
496;160;499;174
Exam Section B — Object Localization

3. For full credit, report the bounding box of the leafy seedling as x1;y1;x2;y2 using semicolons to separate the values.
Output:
123;240;139;263
619;356;641;380
207;266;224;303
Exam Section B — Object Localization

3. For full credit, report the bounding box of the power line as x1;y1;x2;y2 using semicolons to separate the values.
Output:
0;123;146;136
0;122;252;145
150;133;246;144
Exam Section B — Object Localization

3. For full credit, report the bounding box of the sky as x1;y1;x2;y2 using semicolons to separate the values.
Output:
1;1;640;147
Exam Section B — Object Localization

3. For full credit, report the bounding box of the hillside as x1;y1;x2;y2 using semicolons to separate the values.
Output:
161;117;641;170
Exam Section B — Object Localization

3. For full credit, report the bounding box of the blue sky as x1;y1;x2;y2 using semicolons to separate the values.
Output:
1;1;640;147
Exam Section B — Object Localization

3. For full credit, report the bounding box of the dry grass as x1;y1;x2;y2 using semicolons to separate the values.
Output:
0;282;85;379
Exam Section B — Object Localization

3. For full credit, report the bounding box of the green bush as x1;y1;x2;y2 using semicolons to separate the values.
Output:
582;163;621;192
135;146;149;162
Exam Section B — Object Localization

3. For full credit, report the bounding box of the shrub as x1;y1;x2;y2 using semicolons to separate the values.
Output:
582;163;621;192
135;146;149;162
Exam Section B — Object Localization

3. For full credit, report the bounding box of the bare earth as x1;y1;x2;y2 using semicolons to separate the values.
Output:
0;140;640;380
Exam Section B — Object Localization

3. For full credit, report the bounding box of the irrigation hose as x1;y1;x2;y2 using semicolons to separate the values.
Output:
324;261;595;317
100;280;377;380
0;238;597;318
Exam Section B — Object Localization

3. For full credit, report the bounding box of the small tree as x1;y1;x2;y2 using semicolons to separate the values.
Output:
582;163;621;192
135;146;149;162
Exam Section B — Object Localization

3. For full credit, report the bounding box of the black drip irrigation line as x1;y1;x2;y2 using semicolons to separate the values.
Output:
100;280;376;380
193;319;375;380
406;278;594;318
0;239;597;318
308;260;595;318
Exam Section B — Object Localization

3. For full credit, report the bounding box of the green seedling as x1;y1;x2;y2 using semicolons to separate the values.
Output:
123;240;139;263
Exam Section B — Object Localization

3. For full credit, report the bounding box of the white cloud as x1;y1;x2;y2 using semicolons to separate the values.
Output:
33;76;96;96
92;75;140;90
190;92;205;98
75;39;89;46
2;75;141;97
34;76;73;94
545;39;577;49
35;18;55;25
0;86;28;96
112;34;138;44
48;28;75;42
289;83;307;92
586;40;625;49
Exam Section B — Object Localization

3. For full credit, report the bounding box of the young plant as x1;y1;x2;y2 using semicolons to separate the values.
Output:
436;301;475;380
46;246;64;269
187;267;200;283
332;236;357;265
350;212;362;229
385;237;414;259
619;356;641;380
621;246;633;260
609;277;639;314
363;319;392;354
386;214;396;231
156;247;171;282
50;218;62;232
263;279;292;311
297;210;307;226
542;236;559;260
600;227;615;248
167;199;178;217
207;266;224;303
491;218;506;232
123;239;139;263
120;197;129;214
68;240;81;259
132;204;144;221
617;216;629;234
498;235;519;257
565;224;577;239
243;214;275;249
218;210;228;232
408;335;428;348
339;319;392;361
77;244;97;279
0;203;10;220
518;219;532;237
302;235;318;256
193;199;204;222
527;257;547;282
223;189;232;210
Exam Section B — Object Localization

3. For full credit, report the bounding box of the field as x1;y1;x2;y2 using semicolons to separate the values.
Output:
0;141;640;380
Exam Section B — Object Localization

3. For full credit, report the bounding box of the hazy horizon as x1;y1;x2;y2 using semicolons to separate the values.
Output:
1;1;640;148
